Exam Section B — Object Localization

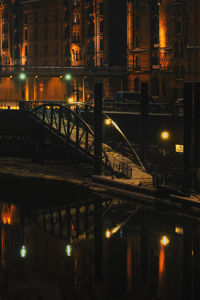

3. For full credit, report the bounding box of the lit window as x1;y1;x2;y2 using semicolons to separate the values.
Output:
25;45;28;56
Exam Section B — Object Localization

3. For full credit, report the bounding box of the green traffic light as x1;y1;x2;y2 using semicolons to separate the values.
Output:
65;74;72;80
19;73;26;80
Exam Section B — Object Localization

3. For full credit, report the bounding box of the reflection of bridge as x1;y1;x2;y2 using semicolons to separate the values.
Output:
20;101;152;184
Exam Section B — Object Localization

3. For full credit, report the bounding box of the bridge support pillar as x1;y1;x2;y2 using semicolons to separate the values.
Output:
94;82;103;175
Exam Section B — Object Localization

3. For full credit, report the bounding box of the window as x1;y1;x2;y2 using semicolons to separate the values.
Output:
44;26;48;39
45;43;48;55
134;78;140;92
24;14;28;24
55;44;58;55
175;21;181;34
55;10;58;21
55;25;58;38
34;27;38;39
25;45;28;56
34;11;38;22
151;77;160;96
174;41;184;57
100;38;104;51
100;2;103;15
100;21;103;33
24;29;28;40
135;35;139;47
35;44;38;56
2;23;8;33
161;78;166;96
44;11;48;23
135;56;140;68
135;16;139;30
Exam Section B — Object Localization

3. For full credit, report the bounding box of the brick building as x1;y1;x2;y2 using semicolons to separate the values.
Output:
127;0;200;103
0;0;126;103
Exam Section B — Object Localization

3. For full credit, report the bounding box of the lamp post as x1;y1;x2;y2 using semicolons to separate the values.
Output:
19;72;26;100
65;73;72;101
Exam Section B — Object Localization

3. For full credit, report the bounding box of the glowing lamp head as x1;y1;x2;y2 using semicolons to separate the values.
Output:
105;229;111;238
19;73;26;80
65;244;72;256
105;119;111;126
161;131;170;140
68;98;74;104
160;235;170;246
65;74;72;81
20;245;27;258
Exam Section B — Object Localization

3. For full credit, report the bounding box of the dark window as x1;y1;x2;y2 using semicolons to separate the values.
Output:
34;27;38;39
35;44;38;56
45;43;48;55
135;35;139;47
34;11;38;22
2;23;8;33
100;21;103;33
44;27;48;39
55;25;58;38
175;21;181;34
55;10;58;21
25;45;28;55
24;14;28;24
135;16;139;30
2;39;8;49
174;41;184;57
44;11;48;23
151;77;160;96
135;56;140;68
55;44;58;55
100;38;104;51
100;2;103;15
161;77;166;96
24;29;28;40
134;78;140;92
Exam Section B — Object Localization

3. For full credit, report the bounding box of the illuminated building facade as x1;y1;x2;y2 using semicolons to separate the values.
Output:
127;0;200;103
0;0;126;103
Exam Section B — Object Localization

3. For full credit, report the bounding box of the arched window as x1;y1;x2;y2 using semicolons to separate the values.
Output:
134;78;140;92
151;77;160;96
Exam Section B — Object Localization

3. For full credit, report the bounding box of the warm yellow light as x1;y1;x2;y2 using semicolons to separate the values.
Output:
9;75;13;79
105;229;111;238
105;119;111;126
34;75;38;79
59;75;63;79
160;235;170;246
68;98;74;104
161;131;170;140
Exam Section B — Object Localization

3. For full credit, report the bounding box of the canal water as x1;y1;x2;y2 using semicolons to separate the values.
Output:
0;191;199;300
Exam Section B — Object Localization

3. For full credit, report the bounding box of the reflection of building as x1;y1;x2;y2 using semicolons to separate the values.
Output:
127;0;200;103
0;0;127;103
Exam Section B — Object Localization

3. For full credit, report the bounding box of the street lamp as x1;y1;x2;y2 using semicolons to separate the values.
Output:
20;245;27;258
19;73;26;100
64;73;72;101
160;235;170;246
65;73;72;81
160;130;170;140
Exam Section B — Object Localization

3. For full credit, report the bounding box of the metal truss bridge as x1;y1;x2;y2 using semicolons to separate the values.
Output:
20;101;152;183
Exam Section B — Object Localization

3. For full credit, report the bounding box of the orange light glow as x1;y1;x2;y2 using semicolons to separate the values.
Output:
159;245;165;275
1;203;17;225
